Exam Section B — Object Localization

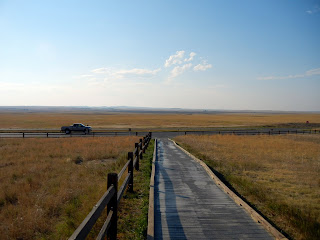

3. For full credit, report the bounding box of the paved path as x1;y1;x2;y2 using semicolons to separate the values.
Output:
154;138;274;239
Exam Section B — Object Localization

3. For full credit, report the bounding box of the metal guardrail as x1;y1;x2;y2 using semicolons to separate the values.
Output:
0;129;319;138
68;132;152;240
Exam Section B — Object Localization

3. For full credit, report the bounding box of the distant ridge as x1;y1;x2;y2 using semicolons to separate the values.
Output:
0;106;319;114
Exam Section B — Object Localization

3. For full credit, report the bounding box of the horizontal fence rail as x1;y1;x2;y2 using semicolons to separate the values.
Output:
69;132;152;240
0;129;319;138
0;131;142;138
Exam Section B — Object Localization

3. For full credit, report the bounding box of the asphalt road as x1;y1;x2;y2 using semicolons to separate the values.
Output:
0;129;318;138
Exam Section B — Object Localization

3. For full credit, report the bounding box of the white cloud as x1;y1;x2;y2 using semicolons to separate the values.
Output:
89;67;161;80
306;6;320;14
164;51;185;67
86;50;212;85
305;68;320;76
258;67;320;80
0;82;26;91
257;74;303;80
73;74;94;79
91;68;112;74
184;52;196;62
193;62;212;71
115;68;161;78
170;63;192;79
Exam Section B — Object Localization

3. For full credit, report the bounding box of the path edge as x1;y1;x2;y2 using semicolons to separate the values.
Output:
170;138;287;240
147;138;157;240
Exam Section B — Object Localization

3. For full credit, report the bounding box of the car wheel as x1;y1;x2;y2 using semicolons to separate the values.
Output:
65;129;70;134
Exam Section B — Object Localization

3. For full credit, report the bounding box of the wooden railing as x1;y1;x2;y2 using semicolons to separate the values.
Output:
68;132;152;240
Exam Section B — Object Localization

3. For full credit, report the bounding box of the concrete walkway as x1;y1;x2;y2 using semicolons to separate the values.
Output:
154;138;274;240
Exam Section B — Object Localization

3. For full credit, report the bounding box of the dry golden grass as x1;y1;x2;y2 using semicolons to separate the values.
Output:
0;112;320;130
175;134;320;240
0;136;139;240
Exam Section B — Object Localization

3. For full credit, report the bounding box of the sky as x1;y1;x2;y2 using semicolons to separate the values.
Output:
0;0;319;111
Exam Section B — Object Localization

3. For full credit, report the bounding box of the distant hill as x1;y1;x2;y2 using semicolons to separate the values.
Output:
0;106;319;114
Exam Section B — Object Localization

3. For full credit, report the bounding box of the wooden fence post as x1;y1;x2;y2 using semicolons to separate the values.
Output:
139;139;143;160
135;143;139;170
23;132;25;138
128;152;133;193
142;137;146;153
107;173;118;240
68;133;154;239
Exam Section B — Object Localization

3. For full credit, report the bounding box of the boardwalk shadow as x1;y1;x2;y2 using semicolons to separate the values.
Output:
154;143;187;239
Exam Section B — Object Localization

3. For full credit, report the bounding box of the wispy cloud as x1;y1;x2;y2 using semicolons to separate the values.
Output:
91;68;111;74
194;62;212;71
81;50;212;84
184;52;196;62
0;82;25;90
164;51;212;80
306;5;320;14
170;63;192;79
90;67;161;80
258;67;320;80
73;74;94;79
164;51;185;67
114;68;161;78
305;68;320;76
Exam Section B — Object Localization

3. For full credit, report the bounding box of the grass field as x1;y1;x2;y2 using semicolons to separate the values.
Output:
175;134;320;240
0;112;320;130
0;136;140;239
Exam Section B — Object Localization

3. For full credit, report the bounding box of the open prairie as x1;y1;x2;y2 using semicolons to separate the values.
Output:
0;136;139;239
175;134;320;240
1;111;320;130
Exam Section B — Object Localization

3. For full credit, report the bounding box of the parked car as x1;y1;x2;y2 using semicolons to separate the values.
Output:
61;123;92;134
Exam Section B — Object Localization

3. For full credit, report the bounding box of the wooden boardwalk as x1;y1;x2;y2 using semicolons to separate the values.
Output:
153;139;274;240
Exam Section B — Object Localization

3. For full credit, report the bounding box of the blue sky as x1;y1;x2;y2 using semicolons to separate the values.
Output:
0;0;319;110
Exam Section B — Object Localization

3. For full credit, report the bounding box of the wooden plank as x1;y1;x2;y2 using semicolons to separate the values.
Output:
147;139;157;240
96;210;113;240
118;160;130;180
171;139;287;240
68;186;115;240
117;174;131;204
133;156;138;168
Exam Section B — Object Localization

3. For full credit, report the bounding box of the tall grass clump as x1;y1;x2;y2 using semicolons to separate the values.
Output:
175;134;320;240
0;136;139;239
